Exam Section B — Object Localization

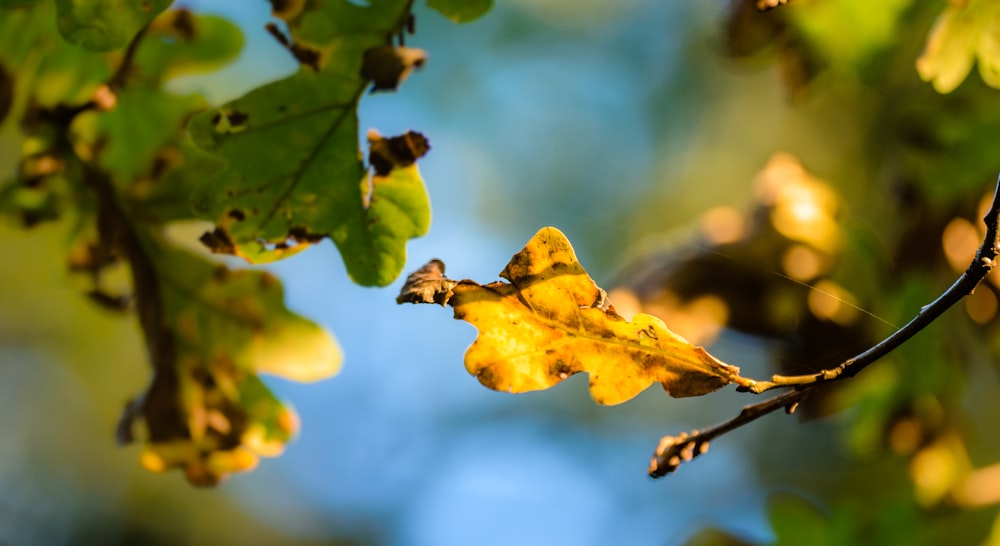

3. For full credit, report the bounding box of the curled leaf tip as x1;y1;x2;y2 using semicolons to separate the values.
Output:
361;45;427;92
368;130;430;176
397;258;456;305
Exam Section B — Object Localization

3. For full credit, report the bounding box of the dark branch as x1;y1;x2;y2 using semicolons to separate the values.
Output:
650;175;1000;478
36;33;180;442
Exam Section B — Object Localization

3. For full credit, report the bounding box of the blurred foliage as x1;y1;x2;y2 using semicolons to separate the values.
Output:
608;0;1000;543
0;0;487;489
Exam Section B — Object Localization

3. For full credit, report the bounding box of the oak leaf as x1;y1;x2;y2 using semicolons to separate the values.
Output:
917;0;1000;93
398;227;751;404
187;0;431;286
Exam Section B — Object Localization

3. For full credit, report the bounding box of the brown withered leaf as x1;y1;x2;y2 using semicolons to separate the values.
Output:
361;45;427;92
398;227;752;404
397;258;456;306
368;129;430;176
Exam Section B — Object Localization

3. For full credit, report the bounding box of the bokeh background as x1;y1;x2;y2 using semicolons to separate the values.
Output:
3;0;1000;544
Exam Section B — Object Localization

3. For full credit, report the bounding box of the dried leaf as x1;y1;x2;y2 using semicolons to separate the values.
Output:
399;227;750;404
396;258;455;306
361;46;427;93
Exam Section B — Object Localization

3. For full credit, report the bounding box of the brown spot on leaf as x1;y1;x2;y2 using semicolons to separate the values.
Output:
268;0;304;20
227;209;246;221
171;8;196;40
368;130;430;176
361;45;427;92
288;226;325;243
86;289;132;312
292;45;321;72
150;147;181;180
227;110;248;127
265;22;321;71
200;227;236;254
550;360;574;380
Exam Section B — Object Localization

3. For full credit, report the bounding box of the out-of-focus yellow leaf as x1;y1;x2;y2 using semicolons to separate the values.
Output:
399;227;749;405
917;0;1000;93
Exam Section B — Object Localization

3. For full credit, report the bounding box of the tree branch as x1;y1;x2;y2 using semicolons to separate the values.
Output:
650;175;1000;478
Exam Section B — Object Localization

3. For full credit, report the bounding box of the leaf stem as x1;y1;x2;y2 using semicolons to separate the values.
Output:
650;175;1000;477
108;24;149;92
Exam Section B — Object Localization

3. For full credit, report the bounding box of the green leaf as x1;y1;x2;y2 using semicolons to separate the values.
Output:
427;0;492;23
154;243;341;383
790;0;910;72
0;2;110;107
77;88;205;182
128;141;226;224
768;494;834;546
54;0;172;51
188;0;431;286
279;0;408;44
134;9;244;85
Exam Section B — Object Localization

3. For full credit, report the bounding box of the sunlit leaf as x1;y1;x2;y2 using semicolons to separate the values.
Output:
916;0;1000;93
188;0;430;286
916;3;978;93
427;0;493;23
53;0;172;51
398;227;750;404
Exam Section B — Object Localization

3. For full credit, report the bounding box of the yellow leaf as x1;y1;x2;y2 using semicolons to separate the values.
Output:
916;0;1000;93
916;4;978;93
401;227;749;405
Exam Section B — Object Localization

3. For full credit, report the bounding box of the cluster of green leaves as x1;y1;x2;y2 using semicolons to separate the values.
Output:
0;0;489;485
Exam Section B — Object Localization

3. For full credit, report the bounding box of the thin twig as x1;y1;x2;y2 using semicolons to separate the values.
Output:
650;175;1000;477
108;24;149;91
